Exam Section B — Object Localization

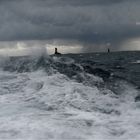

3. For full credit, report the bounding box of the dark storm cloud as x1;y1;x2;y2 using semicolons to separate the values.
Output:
0;0;140;51
0;0;131;6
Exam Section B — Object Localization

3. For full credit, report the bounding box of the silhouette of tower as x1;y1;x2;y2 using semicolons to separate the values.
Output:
54;48;61;55
55;48;58;54
108;48;110;53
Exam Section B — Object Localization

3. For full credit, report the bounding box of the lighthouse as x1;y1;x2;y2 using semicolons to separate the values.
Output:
54;48;61;55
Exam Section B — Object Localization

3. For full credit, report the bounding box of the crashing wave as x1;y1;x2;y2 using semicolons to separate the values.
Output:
0;52;140;139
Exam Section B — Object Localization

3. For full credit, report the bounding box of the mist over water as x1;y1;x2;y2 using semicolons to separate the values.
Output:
0;51;140;140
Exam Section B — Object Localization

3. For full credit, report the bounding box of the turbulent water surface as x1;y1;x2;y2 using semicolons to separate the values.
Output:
0;51;140;140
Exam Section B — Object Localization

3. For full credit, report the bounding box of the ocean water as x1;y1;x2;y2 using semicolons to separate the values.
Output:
0;51;140;140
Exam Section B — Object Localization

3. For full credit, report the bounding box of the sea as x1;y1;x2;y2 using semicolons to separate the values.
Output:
0;51;140;140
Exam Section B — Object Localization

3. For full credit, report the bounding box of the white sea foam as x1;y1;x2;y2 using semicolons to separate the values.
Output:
131;60;140;64
0;70;140;140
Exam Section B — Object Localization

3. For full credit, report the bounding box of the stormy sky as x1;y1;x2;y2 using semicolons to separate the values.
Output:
0;0;140;55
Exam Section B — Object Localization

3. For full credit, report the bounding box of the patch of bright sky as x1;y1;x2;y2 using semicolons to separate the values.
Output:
0;41;83;56
136;22;140;25
121;37;140;51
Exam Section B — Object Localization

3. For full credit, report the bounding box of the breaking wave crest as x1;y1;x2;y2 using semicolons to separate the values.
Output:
0;52;140;140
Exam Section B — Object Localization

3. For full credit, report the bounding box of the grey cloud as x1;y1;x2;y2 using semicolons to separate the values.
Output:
0;0;140;51
7;0;139;6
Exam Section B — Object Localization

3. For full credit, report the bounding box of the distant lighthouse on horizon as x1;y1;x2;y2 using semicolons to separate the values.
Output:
106;42;111;53
108;48;110;53
54;48;61;55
